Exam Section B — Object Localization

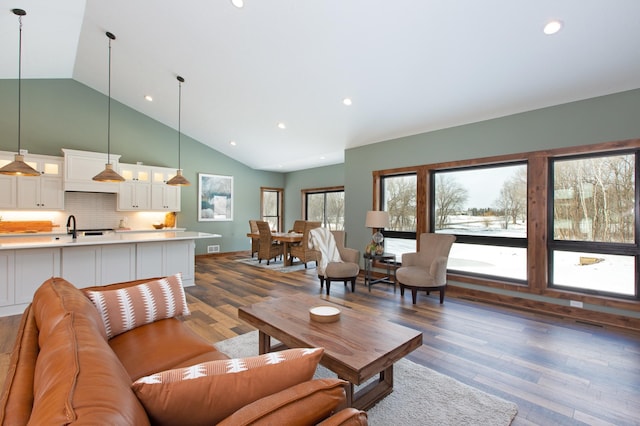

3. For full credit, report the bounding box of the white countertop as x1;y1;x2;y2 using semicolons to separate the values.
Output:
0;231;221;250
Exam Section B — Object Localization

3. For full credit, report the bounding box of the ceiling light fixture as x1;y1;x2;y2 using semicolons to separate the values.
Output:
231;0;244;8
277;122;286;129
166;76;190;186
144;95;153;102
343;98;353;106
543;20;563;35
93;31;125;182
229;140;237;146
0;9;40;176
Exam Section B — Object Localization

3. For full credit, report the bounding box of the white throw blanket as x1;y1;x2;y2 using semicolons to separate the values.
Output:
308;228;342;276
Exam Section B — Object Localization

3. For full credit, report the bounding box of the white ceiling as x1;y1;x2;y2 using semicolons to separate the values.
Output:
1;1;640;172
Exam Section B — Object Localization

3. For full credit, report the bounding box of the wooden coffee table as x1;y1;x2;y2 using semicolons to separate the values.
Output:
238;294;422;410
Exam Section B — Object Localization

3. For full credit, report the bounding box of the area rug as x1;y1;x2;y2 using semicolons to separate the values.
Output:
235;257;311;273
215;331;518;426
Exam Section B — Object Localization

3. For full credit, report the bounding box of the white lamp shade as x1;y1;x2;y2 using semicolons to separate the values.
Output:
365;211;389;228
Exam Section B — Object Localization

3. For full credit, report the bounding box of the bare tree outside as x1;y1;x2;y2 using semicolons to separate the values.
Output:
383;175;417;232
553;154;635;243
305;191;345;230
434;174;468;230
494;167;527;229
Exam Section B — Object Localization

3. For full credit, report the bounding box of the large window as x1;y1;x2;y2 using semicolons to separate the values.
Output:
304;187;344;230
381;174;417;257
261;187;283;231
550;152;637;297
433;164;528;281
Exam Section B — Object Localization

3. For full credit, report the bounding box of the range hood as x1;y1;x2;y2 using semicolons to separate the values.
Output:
62;149;121;193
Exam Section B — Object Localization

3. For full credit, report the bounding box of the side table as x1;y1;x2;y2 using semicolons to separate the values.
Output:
363;252;397;292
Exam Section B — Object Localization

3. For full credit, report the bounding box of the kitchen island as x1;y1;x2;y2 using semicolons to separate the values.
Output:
0;231;221;317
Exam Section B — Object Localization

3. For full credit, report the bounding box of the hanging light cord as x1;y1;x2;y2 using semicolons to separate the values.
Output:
107;33;114;165
17;13;23;153
177;76;184;170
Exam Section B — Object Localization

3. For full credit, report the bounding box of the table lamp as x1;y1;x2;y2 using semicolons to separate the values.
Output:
365;211;390;253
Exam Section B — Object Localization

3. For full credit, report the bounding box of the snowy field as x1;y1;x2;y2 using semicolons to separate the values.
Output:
385;215;635;296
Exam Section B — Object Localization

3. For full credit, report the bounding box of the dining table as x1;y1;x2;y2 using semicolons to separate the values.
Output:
246;231;303;266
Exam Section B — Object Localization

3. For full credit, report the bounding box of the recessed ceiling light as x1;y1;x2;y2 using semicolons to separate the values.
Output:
229;140;237;146
231;0;244;8
343;98;352;106
277;122;286;129
319;156;325;160
144;95;153;102
543;20;563;35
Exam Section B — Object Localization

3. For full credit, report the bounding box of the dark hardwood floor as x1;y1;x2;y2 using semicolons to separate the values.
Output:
1;253;639;425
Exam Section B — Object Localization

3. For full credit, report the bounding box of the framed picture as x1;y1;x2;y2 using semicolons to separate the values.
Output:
198;173;234;221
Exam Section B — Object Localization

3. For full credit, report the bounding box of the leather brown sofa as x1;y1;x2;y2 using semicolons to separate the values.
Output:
0;276;368;425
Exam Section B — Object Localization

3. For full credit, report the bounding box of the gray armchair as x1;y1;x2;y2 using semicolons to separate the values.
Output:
396;233;456;304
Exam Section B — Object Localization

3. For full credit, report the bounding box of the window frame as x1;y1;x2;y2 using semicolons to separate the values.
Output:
372;138;640;304
302;186;345;229
260;187;283;232
430;162;529;283
547;150;639;298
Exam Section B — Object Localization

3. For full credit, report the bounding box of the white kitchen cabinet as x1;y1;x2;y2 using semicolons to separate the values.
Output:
61;244;136;287
62;148;121;193
61;246;101;287
14;248;60;304
119;163;151;183
118;181;151;210
101;244;136;284
0;251;15;307
151;184;181;211
150;166;181;211
16;176;64;209
136;240;194;285
0;151;63;210
0;175;17;209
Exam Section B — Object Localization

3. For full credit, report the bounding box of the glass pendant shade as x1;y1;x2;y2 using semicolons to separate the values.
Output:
93;31;125;182
0;9;40;177
168;76;190;186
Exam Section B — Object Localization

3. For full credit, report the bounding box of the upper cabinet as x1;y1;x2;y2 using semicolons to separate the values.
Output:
118;164;152;211
118;163;181;211
0;152;64;210
62;149;121;193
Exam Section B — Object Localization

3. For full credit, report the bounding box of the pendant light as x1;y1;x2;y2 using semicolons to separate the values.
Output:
166;75;190;186
93;31;125;182
0;9;40;176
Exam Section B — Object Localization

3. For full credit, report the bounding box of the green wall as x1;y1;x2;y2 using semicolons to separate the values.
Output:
343;88;640;257
2;78;640;262
0;79;284;254
284;163;344;231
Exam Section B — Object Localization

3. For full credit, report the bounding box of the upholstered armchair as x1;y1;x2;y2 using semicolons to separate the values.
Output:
289;221;321;268
256;221;284;265
396;233;456;304
309;229;360;295
249;220;260;258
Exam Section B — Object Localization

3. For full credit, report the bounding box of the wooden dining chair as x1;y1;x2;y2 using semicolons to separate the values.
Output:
289;221;321;268
256;221;283;265
249;220;260;258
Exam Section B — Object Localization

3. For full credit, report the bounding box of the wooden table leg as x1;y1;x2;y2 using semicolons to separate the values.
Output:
282;242;291;266
350;365;394;411
258;331;270;355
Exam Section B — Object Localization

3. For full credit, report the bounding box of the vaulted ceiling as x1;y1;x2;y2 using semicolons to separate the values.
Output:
1;0;640;171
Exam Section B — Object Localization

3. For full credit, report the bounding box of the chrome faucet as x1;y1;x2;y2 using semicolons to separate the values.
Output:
66;215;77;240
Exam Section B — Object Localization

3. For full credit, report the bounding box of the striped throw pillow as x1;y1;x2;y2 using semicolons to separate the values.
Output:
85;274;190;339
